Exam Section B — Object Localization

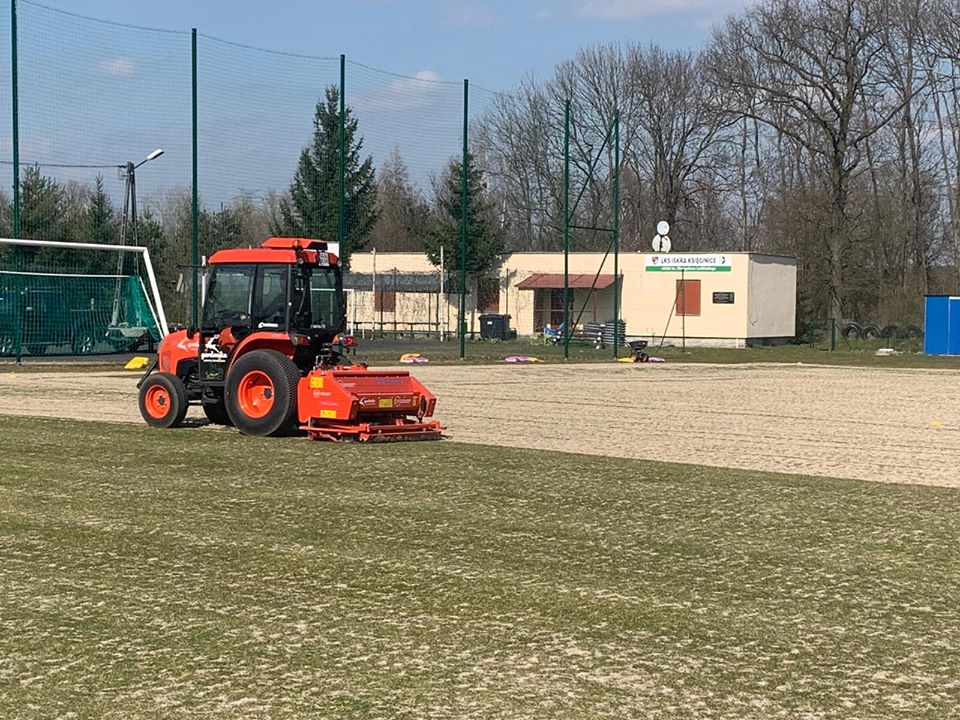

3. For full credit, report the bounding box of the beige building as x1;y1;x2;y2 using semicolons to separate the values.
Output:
346;251;797;348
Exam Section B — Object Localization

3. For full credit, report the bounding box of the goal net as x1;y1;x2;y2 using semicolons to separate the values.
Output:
0;238;168;357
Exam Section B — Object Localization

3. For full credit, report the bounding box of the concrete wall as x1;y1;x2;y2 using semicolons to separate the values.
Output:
348;251;796;343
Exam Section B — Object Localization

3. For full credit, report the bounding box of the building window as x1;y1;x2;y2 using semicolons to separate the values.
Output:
375;289;396;313
477;277;500;313
676;279;701;316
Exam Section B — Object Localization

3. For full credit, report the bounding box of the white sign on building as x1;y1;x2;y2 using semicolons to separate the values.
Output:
645;254;732;272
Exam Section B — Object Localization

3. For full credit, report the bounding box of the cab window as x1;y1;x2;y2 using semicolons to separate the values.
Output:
252;265;289;329
203;265;254;329
310;269;341;329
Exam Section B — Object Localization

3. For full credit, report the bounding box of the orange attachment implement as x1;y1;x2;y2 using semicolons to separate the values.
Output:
297;365;443;442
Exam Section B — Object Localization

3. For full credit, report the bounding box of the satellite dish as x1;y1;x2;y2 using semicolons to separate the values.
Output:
652;235;672;253
657;220;670;237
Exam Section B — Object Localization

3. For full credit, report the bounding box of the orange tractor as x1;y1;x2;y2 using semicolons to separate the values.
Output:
137;237;442;441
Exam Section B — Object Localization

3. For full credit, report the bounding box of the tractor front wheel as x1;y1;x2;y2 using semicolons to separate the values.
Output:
139;372;189;429
225;350;300;436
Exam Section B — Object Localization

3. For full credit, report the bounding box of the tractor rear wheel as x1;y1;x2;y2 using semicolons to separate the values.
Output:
139;372;189;429
225;349;301;436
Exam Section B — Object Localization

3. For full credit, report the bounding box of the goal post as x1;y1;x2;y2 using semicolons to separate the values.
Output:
0;238;169;357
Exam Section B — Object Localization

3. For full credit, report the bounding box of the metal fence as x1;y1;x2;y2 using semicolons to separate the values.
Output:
0;0;501;357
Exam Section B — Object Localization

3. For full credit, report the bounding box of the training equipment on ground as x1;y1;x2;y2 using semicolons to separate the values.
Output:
399;353;429;364
137;237;442;442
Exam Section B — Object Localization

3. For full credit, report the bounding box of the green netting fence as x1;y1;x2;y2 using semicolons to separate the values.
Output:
1;0;505;358
0;247;161;357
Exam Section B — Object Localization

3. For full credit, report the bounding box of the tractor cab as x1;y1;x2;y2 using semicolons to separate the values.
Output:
202;245;343;342
196;238;345;380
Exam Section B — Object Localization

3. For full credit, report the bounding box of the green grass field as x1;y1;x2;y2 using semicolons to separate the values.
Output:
1;416;959;718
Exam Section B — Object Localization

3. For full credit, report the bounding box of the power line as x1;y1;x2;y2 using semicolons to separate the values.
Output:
0;160;120;169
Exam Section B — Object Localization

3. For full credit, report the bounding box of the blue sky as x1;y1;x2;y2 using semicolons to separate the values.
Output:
29;0;750;90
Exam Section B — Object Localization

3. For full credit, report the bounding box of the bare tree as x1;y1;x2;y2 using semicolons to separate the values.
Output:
368;147;431;252
710;0;907;319
627;46;734;247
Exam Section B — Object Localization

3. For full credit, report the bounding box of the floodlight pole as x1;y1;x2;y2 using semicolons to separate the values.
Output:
119;161;138;247
119;150;164;252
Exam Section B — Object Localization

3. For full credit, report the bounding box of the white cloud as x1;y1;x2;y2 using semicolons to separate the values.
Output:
446;3;497;28
98;57;136;77
413;70;442;83
535;1;562;20
352;69;447;113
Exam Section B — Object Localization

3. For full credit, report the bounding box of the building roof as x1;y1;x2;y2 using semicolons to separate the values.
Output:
516;273;617;290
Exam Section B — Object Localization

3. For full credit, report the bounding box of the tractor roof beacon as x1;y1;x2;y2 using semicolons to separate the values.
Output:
137;237;443;442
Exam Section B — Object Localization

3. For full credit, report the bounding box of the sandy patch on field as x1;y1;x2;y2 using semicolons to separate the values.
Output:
1;362;959;486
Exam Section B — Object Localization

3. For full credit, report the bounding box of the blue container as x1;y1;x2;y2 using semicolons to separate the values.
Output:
924;295;960;355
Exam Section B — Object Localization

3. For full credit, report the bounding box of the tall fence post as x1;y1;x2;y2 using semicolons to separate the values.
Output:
338;54;346;268
11;0;21;362
10;0;20;240
191;28;199;328
612;112;621;358
459;78;469;360
563;100;570;360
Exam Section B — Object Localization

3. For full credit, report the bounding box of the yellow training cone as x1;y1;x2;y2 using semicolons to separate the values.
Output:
124;356;150;371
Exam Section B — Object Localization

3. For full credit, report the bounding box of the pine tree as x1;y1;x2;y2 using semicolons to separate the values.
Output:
425;152;504;277
279;86;377;267
20;166;65;242
86;176;117;245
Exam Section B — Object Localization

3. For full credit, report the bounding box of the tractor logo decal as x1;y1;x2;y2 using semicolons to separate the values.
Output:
201;335;228;362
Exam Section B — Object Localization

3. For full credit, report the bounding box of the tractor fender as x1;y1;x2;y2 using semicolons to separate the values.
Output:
227;332;295;369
